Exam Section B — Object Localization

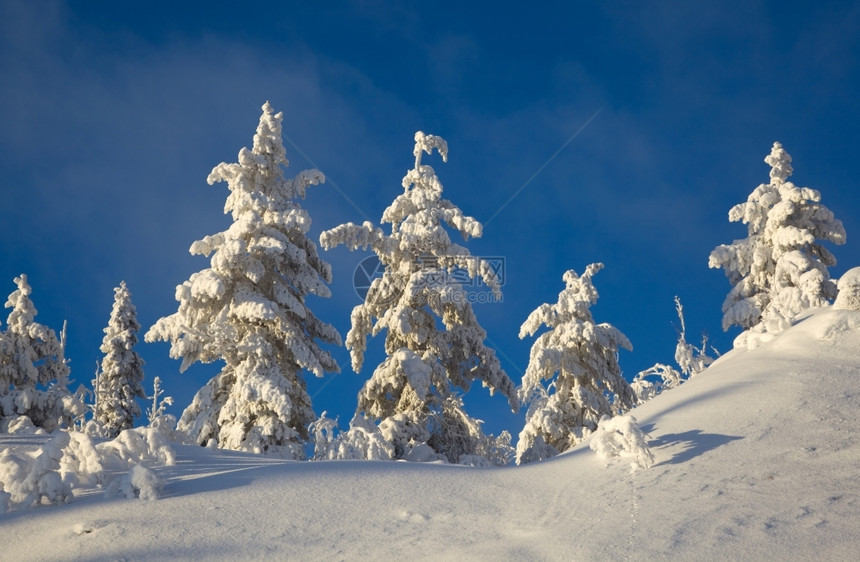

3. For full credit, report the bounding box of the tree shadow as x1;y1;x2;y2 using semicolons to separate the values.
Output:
646;429;743;465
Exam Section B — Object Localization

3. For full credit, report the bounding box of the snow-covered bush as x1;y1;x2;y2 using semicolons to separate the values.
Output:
60;430;107;487
0;275;83;431
589;414;654;471
631;363;682;404
0;425;176;512
709;142;846;343
833;267;860;311
516;264;636;464
101;426;176;467
146;102;341;458
311;413;394;461
117;464;163;501
0;431;73;508
1;415;45;434
95;281;146;437
320;132;516;464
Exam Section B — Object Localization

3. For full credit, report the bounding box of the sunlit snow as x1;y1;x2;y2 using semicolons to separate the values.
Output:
2;308;858;560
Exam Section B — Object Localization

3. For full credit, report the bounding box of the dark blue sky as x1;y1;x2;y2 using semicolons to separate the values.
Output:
2;1;859;437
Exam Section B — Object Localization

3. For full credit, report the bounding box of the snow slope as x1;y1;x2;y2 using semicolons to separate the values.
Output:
1;309;858;561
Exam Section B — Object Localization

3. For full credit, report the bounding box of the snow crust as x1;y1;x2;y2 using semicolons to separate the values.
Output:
2;308;858;560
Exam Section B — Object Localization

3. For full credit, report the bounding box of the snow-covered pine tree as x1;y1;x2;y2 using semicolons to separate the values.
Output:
145;102;341;458
95;281;146;437
709;142;846;340
516;264;635;465
320;132;517;464
0;275;82;431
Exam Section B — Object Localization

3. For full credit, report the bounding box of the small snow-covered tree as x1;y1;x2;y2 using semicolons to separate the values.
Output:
146;102;341;458
516;264;635;465
95;281;146;437
672;296;714;377
0;275;82;431
146;376;173;425
320;132;517;464
709;142;846;338
633;296;715;403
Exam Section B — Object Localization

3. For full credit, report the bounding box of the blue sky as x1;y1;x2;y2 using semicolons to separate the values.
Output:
2;1;859;438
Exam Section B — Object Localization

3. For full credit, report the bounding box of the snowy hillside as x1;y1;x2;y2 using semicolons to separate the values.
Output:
2;308;858;561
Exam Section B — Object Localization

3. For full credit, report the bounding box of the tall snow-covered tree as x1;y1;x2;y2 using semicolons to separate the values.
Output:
709;142;846;338
516;264;635;465
145;102;341;458
95;281;146;437
0;275;82;431
320;132;517;464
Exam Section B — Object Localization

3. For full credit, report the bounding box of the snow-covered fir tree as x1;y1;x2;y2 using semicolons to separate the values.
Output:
320;132;516;464
145;102;341;458
709;142;846;341
95;281;146;437
0;275;83;432
516;264;635;465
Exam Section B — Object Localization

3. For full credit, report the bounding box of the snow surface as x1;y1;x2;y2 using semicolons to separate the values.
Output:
1;308;858;560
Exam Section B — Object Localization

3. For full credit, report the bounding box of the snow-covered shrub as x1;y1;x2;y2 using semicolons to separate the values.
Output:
516;264;636;465
1;415;45;434
95;281;146;437
118;464;163;501
100;427;176;467
0;426;179;511
631;364;681;404
0;275;83;431
320;132;516;464
308;412;340;460
709;142;845;342
833;267;860;311
0;448;29;510
312;413;395;461
0;431;72;508
589;414;654;471
146;102;341;457
60;431;107;487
